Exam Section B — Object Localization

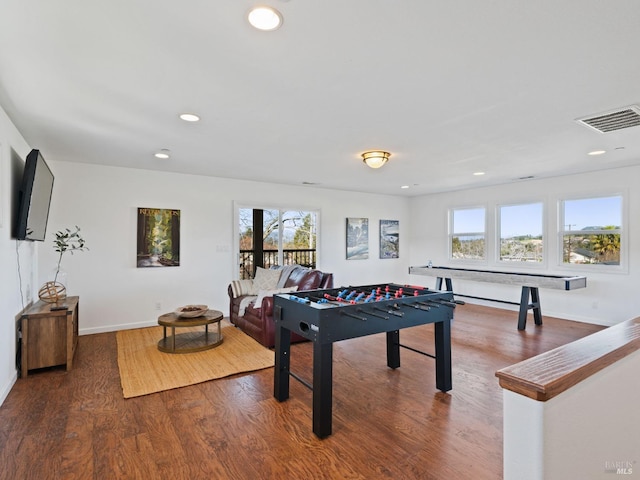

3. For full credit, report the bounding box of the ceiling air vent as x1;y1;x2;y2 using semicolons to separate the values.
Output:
577;105;640;133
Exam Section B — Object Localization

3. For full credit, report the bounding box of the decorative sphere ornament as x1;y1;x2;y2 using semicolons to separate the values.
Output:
38;281;67;303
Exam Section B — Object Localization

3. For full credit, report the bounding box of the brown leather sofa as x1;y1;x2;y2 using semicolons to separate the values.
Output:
228;266;334;347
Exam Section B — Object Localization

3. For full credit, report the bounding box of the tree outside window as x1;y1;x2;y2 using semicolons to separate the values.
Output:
560;196;622;265
449;207;486;260
238;208;318;278
499;202;543;263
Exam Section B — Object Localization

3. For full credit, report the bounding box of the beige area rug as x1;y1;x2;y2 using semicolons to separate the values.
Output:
116;321;274;398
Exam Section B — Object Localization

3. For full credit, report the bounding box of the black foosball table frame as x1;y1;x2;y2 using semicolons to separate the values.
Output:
273;283;455;438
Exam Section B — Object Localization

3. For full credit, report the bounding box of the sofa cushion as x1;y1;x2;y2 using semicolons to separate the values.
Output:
255;286;298;306
252;267;281;293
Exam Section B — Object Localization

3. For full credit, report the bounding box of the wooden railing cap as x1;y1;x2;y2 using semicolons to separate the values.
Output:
495;316;640;401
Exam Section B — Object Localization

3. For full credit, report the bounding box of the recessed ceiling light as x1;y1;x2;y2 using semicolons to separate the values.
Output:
587;150;606;156
179;113;200;122
248;6;283;31
473;171;485;176
154;149;170;159
401;185;410;189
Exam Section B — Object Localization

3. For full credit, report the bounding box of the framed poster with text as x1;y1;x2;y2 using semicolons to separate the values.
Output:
137;207;180;267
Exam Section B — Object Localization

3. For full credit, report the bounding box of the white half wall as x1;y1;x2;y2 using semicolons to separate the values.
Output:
408;166;640;326
40;160;411;334
503;348;640;479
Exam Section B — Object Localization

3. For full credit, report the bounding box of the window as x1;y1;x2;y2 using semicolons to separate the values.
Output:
238;208;318;279
560;195;622;266
498;202;543;263
449;207;486;260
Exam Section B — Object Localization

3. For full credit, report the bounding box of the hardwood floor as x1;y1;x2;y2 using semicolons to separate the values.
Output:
0;304;603;480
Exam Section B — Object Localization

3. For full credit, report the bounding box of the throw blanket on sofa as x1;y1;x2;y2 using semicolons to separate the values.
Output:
238;295;257;317
276;265;304;288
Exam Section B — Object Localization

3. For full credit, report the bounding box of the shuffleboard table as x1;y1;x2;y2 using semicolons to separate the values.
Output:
409;265;587;330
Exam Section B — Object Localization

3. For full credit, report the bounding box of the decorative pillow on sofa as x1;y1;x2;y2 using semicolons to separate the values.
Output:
252;267;282;293
255;286;298;306
230;279;256;298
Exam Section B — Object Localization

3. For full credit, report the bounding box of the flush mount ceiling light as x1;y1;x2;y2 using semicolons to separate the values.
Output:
587;150;606;156
179;113;200;122
154;149;171;159
248;6;283;31
361;151;391;169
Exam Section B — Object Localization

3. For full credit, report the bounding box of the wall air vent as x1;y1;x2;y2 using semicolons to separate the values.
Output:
577;105;640;133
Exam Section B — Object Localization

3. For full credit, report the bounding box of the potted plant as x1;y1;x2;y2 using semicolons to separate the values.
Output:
39;226;88;303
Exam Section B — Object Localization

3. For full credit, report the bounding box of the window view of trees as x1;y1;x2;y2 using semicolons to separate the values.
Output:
499;203;543;262
450;207;486;260
238;209;317;278
561;196;622;265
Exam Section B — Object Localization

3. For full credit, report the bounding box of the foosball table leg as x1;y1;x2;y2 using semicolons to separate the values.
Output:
386;330;400;369
274;324;291;402
434;319;452;392
312;342;333;439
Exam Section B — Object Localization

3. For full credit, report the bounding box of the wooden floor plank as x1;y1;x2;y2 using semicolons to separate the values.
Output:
0;304;603;479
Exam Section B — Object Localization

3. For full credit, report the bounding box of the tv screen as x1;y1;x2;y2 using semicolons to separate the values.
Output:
16;149;54;241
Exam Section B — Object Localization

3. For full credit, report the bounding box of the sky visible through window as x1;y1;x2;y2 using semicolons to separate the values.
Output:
454;196;621;236
500;203;542;238
564;196;621;230
452;208;484;233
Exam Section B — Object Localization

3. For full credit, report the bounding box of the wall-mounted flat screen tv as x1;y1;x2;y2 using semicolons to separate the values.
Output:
15;149;54;241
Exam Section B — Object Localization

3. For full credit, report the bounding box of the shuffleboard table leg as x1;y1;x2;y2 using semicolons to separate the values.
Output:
434;318;452;392
518;287;543;330
274;324;291;402
435;277;454;292
531;287;543;326
313;342;333;439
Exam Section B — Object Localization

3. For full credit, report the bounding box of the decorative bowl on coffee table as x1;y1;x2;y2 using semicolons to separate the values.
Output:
175;305;208;318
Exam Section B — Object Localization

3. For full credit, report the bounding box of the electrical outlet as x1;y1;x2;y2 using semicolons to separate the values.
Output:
155;302;161;310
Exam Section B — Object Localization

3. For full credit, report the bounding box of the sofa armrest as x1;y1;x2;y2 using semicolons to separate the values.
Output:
262;296;275;317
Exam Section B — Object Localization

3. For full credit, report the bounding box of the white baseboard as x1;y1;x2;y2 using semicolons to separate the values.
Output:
79;320;158;336
0;370;18;407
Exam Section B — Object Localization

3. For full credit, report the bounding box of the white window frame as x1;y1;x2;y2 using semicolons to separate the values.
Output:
496;201;545;267
558;193;626;272
448;206;487;263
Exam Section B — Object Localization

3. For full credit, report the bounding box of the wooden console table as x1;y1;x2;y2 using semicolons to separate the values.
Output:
20;296;79;378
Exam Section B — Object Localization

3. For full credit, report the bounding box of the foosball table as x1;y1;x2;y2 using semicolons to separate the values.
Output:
273;283;456;438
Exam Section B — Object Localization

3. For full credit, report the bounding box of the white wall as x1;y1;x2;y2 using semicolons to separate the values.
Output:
40;160;411;334
408;167;640;325
503;348;640;479
0;105;37;404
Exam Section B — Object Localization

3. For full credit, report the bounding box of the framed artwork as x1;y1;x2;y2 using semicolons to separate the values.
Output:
137;208;180;267
380;219;399;259
346;217;369;260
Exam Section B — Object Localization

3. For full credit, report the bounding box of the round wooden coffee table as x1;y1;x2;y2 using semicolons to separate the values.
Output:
157;309;224;354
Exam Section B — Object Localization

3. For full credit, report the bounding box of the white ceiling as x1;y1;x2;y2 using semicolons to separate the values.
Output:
1;1;639;196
